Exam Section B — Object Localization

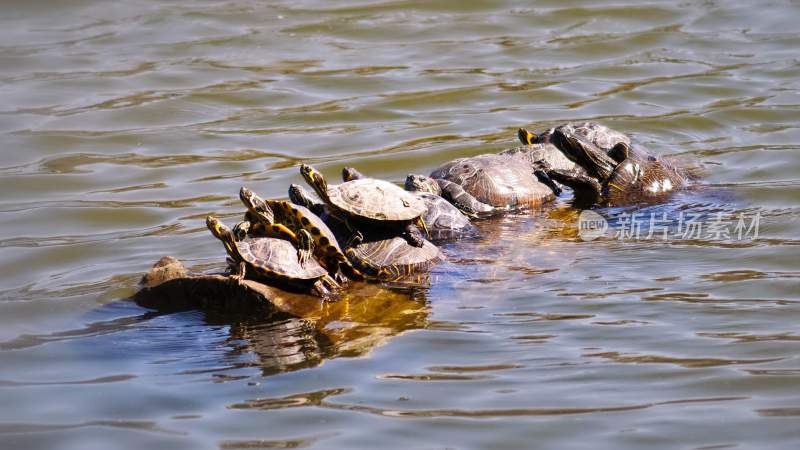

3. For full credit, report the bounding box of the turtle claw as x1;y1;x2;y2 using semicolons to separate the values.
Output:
334;271;349;285
228;262;248;289
403;225;426;248
296;229;316;269
297;248;312;268
346;230;364;249
535;169;562;196
312;279;341;301
547;169;602;207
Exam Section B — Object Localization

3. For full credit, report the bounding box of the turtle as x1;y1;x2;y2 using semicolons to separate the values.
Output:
346;230;444;281
287;184;444;281
300;164;429;247
540;123;686;207
341;167;479;241
427;122;630;212
238;187;363;282
206;216;337;297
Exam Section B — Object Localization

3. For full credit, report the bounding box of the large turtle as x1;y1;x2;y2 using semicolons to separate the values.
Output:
206;216;337;297
300;164;428;247
287;184;444;281
541;124;686;207
342;167;478;241
427;122;630;212
238;187;363;282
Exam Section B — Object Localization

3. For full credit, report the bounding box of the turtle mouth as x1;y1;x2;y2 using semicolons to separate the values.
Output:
550;127;619;182
299;164;313;180
239;187;255;207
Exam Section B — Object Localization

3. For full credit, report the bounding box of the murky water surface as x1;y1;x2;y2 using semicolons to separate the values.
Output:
2;1;799;448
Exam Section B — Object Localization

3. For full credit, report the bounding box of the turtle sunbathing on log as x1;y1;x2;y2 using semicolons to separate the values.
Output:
341;167;479;242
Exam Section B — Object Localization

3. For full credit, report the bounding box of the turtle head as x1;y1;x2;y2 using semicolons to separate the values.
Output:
289;184;314;208
289;183;328;217
300;164;329;199
239;186;258;208
405;174;441;195
239;187;275;225
206;216;230;240
342;167;366;182
206;216;237;256
518;128;538;145
550;127;622;182
232;221;251;240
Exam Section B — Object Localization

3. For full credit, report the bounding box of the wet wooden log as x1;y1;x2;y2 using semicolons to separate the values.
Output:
134;256;324;317
132;256;431;358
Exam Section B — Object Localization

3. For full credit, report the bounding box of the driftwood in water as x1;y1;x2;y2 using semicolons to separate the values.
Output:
133;256;431;361
133;255;431;319
134;256;324;317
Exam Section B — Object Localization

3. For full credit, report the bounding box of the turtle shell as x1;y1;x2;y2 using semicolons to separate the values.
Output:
603;151;685;206
348;235;443;280
430;152;556;209
561;122;631;150
415;192;478;240
236;237;327;281
328;179;426;222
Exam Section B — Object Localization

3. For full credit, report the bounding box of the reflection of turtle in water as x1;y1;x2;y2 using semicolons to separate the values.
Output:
542;124;687;207
288;184;444;281
239;187;363;282
428;122;630;212
341;167;478;241
206;216;337;298
300;164;429;247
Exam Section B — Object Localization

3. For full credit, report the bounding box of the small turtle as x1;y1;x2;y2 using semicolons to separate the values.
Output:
239;187;363;282
300;164;428;247
206;216;336;297
288;184;444;281
342;167;478;241
541;124;686;206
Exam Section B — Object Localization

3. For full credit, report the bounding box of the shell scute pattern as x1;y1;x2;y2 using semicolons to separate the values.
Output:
416;192;477;240
330;179;426;221
236;238;326;280
604;153;685;204
431;153;554;208
347;236;444;280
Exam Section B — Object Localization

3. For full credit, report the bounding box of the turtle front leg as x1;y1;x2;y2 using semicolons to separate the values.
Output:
229;261;247;288
534;169;563;196
403;222;426;247
296;229;315;269
311;279;340;302
324;258;350;284
345;229;364;249
321;274;340;290
546;169;603;207
436;178;495;217
532;159;563;197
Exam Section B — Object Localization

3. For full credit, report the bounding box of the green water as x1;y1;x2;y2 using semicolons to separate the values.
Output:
2;1;799;448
